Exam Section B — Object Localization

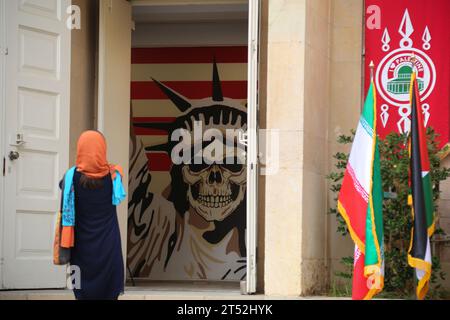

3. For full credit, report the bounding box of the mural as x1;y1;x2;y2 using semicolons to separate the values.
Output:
127;47;248;281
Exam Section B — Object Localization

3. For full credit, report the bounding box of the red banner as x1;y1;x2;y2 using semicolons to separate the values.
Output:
365;0;450;148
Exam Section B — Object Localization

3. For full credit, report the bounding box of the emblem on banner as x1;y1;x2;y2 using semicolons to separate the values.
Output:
374;9;436;132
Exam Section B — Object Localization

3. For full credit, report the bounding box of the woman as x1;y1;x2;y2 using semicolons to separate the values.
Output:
60;131;126;300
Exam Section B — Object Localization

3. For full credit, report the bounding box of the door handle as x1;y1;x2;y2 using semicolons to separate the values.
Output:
9;141;26;147
8;151;20;161
9;134;27;147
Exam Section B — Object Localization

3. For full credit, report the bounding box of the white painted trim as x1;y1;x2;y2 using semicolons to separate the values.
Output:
245;0;259;295
0;0;6;289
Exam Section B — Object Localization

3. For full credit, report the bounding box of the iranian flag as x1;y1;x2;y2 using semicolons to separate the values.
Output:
338;80;384;300
408;71;435;300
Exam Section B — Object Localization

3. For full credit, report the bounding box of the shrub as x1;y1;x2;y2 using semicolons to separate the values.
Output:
327;127;450;299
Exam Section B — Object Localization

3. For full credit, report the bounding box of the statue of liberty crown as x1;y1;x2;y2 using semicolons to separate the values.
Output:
134;60;248;155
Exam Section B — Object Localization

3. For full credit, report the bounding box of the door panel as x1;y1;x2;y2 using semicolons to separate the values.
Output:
19;0;61;20
2;0;71;289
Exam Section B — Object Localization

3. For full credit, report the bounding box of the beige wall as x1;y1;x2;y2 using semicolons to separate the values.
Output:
263;0;331;296
262;0;366;296
257;0;269;294
69;0;98;164
263;0;306;296
301;0;332;294
327;0;363;289
98;0;132;281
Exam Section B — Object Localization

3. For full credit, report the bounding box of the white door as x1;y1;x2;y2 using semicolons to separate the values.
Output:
0;0;6;289
1;0;71;289
245;0;260;295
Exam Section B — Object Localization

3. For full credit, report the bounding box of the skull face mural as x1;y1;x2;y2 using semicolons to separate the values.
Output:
127;60;248;281
183;159;246;222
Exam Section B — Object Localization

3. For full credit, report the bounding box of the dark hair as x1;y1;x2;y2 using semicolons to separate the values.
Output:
79;174;104;190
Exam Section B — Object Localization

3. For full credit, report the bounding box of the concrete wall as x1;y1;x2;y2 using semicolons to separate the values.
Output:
327;0;363;289
69;0;98;164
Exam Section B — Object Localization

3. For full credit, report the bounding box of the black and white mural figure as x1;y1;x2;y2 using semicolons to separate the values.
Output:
128;62;247;281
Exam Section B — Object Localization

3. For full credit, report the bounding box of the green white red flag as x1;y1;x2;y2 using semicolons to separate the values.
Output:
408;71;435;300
338;81;384;300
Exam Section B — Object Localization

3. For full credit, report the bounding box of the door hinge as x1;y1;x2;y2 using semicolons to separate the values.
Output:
2;157;5;176
249;254;256;271
251;40;257;54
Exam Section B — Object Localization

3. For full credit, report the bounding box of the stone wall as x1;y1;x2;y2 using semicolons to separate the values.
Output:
300;0;332;295
263;0;306;296
263;0;332;296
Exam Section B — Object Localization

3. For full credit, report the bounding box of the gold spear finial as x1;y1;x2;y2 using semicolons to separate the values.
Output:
369;60;375;82
411;52;417;72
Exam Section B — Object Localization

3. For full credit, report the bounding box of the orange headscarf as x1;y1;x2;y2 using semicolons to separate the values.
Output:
61;131;123;248
76;131;123;179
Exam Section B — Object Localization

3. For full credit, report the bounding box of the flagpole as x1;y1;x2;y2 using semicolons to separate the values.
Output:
410;53;417;72
403;53;417;146
410;52;418;300
369;60;375;82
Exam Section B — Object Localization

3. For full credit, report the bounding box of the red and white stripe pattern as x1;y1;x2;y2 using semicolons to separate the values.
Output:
131;46;248;174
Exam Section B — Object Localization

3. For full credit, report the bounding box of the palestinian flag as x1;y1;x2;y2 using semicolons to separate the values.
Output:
338;81;384;300
408;71;435;300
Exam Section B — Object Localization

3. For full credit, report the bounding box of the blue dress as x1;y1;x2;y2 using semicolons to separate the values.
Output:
70;171;124;300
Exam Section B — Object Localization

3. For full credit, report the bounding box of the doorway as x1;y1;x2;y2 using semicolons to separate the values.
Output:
128;1;256;291
97;0;260;294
